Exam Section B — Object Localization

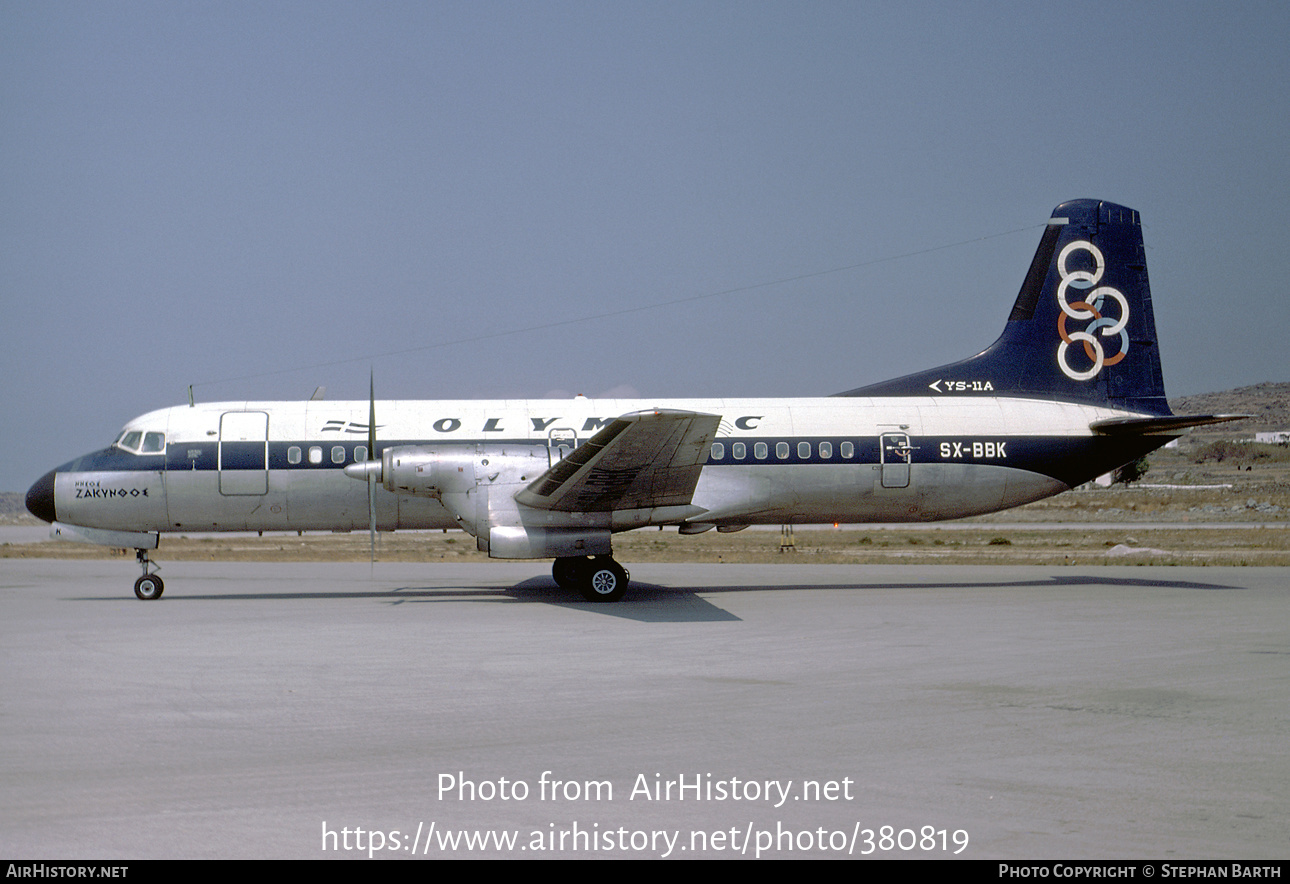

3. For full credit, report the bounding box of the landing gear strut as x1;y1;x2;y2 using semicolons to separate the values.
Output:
553;555;630;603
133;548;163;600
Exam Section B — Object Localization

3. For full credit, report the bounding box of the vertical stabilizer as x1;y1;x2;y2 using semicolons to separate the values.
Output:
840;200;1170;415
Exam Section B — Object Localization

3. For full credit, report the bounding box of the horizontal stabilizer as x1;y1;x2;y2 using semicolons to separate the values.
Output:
1089;414;1250;435
516;409;721;513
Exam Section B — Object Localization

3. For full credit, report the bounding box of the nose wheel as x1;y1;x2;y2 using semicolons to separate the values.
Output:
133;548;164;600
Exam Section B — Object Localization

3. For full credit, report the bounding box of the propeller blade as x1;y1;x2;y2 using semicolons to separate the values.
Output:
368;372;377;460
368;371;377;569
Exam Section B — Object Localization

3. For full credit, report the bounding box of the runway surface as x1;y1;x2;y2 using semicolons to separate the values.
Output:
2;560;1286;859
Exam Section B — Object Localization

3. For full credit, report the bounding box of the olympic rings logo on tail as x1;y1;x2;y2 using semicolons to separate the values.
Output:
1055;240;1130;381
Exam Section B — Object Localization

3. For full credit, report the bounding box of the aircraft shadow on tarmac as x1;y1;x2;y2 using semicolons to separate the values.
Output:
67;572;1244;624
684;575;1246;593
69;579;742;623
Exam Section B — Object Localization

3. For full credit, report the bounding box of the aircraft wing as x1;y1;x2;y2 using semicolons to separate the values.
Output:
515;409;721;513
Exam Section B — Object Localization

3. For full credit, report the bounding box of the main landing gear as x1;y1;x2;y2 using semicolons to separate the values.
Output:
133;548;164;600
553;555;630;603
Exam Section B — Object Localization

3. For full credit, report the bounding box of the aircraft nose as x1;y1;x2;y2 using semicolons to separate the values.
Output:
26;469;57;524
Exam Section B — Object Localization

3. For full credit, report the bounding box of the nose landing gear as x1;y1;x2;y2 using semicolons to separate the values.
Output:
133;548;164;600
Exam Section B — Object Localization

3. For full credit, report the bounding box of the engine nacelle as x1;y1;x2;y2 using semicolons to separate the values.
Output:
488;526;612;559
342;442;565;544
381;446;479;497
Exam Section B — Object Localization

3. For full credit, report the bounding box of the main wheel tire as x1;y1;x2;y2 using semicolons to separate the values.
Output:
578;557;628;603
552;557;586;590
134;574;164;601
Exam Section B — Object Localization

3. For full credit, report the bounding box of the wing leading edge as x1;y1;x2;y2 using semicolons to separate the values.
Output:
515;409;721;513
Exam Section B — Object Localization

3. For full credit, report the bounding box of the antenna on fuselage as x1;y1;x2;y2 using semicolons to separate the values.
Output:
187;385;195;407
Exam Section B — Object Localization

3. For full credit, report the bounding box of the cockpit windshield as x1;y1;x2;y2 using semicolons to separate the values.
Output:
114;430;166;454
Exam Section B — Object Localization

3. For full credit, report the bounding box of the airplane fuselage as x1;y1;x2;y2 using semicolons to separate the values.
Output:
44;394;1164;542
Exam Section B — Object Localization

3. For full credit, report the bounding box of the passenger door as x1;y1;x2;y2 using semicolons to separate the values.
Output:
218;412;269;495
880;432;912;489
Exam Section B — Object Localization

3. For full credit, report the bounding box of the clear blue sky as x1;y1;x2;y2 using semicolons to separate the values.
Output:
4;1;1288;491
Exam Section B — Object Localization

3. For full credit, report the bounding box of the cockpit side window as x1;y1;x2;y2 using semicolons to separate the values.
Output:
115;430;166;454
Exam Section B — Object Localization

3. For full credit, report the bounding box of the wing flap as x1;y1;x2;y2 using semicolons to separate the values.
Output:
516;409;721;512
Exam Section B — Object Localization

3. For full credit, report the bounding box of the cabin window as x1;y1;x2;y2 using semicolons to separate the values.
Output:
732;442;746;460
355;446;368;463
819;441;833;459
710;442;724;460
754;442;768;460
288;446;302;465
308;446;323;465
841;441;855;459
798;441;811;459
331;446;346;464
776;442;789;459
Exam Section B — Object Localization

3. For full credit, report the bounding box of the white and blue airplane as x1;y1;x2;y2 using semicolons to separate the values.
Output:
26;200;1237;601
